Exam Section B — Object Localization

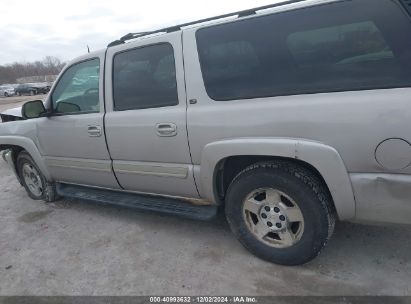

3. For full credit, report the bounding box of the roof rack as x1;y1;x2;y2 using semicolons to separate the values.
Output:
107;0;307;47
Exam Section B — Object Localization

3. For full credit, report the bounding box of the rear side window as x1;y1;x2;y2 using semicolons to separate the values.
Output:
113;43;178;111
287;21;393;67
196;0;411;101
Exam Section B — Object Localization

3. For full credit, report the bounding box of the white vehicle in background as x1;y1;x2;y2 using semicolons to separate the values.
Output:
0;86;15;97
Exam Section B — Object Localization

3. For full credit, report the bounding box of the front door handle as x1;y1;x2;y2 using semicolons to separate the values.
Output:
156;123;177;137
88;125;102;137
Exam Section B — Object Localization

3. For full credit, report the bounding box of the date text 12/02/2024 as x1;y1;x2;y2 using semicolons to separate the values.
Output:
149;297;257;303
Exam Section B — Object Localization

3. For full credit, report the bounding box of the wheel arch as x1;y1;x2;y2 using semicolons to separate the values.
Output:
0;136;52;181
199;138;356;220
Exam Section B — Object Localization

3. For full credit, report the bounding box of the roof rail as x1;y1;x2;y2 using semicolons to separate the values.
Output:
107;0;307;47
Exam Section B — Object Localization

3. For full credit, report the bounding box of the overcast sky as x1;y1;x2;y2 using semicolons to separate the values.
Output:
0;0;285;65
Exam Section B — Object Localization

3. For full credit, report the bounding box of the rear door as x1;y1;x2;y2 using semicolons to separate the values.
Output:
104;32;199;198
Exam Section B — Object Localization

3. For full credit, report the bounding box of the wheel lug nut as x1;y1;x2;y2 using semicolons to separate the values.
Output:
264;206;271;212
274;207;280;213
267;222;273;227
261;213;267;219
276;223;282;228
279;215;286;221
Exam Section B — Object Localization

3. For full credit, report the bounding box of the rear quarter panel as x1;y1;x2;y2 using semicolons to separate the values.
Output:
183;26;411;223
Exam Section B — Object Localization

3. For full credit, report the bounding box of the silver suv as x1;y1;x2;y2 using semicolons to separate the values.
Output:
1;0;411;265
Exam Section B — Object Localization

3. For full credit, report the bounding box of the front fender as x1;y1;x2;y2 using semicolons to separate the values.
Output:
0;135;51;181
199;138;355;220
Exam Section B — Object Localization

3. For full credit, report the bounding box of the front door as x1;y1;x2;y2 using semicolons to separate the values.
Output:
104;33;199;198
36;53;119;189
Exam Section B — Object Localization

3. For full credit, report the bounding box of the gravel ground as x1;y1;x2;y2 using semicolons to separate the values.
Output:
0;96;410;296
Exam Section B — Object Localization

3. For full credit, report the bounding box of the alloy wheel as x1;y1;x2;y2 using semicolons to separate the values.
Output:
242;188;304;248
22;163;44;197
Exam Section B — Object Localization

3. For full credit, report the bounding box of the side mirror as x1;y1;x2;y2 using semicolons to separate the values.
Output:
21;100;46;119
55;102;81;113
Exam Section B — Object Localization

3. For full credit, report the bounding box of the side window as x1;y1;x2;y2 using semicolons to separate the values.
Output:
287;21;393;67
202;41;260;80
113;43;178;111
196;0;411;101
52;58;100;114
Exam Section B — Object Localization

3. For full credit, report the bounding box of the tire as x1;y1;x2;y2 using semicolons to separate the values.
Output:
29;90;35;96
17;151;58;202
18;92;22;96
4;92;8;97
225;161;336;266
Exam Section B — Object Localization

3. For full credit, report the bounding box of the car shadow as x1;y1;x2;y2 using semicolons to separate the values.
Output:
48;196;411;268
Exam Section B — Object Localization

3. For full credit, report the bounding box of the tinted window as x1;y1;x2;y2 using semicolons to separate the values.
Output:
287;21;393;67
52;58;100;113
196;0;411;101
113;43;178;111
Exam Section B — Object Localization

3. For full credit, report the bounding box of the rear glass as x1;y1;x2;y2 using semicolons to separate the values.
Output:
196;0;411;101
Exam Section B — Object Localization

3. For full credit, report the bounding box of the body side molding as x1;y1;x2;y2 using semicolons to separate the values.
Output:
113;161;189;179
45;157;112;173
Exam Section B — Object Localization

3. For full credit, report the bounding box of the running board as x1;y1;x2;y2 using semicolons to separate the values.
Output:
56;183;218;221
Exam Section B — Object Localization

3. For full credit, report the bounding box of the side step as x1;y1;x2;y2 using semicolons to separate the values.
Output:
56;183;218;221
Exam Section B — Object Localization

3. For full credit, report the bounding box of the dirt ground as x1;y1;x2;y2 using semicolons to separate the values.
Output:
0;96;410;296
0;94;46;113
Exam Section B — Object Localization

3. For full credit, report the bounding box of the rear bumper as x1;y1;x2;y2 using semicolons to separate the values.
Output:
350;173;411;225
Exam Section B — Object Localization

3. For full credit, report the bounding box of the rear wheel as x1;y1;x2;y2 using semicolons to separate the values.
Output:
225;161;335;266
29;90;36;96
4;92;9;97
17;151;58;201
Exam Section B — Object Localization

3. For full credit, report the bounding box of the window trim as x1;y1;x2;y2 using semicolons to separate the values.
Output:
50;57;101;116
195;0;411;102
111;42;179;112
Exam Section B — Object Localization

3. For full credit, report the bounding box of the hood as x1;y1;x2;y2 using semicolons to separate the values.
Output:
1;106;22;117
0;106;23;122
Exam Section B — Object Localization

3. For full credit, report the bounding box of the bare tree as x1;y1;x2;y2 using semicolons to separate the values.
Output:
42;56;65;75
0;56;66;84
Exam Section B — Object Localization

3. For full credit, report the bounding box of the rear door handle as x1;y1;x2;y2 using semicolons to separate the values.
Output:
156;123;177;137
88;125;102;137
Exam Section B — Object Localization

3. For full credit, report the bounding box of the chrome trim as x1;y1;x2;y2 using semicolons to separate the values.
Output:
113;161;189;179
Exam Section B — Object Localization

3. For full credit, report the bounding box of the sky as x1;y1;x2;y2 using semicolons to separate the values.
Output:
0;0;285;65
